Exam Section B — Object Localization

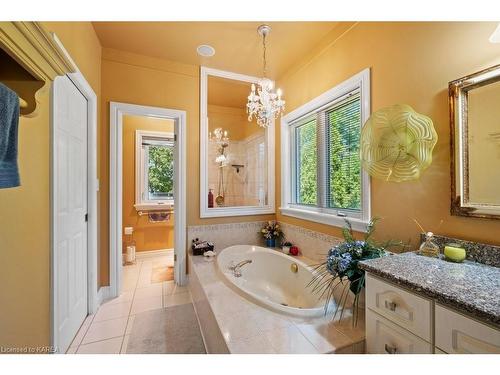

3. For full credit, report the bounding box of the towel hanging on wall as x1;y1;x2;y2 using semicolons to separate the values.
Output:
148;211;171;223
0;83;21;189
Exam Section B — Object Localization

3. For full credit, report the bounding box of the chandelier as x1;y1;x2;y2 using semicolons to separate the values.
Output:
209;127;229;164
247;24;285;128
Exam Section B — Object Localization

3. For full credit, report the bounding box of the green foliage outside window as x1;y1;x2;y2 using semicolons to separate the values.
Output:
328;99;361;210
295;97;361;210
297;120;317;205
148;145;174;198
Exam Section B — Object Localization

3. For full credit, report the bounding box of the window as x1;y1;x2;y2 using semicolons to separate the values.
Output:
135;130;174;209
281;69;370;231
295;117;317;205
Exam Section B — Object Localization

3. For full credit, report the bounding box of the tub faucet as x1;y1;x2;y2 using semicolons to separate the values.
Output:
230;259;252;277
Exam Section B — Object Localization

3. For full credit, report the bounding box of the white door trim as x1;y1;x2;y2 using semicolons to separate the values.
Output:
109;101;187;297
50;34;98;353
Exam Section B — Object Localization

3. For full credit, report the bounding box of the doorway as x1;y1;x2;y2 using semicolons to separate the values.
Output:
109;102;187;299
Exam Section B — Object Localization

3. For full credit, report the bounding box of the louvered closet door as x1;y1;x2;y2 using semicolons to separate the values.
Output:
53;75;88;353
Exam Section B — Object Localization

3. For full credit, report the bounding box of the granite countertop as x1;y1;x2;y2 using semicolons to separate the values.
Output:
359;252;500;328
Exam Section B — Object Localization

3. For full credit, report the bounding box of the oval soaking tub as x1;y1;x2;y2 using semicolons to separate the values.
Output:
216;245;332;317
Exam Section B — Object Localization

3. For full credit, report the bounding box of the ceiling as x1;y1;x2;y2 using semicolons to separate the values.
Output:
92;22;340;78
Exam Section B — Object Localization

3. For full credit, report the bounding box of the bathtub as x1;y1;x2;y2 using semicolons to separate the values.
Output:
216;245;334;317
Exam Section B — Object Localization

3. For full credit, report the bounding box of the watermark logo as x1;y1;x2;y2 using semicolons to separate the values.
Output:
0;346;58;354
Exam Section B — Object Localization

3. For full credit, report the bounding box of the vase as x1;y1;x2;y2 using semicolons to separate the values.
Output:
265;239;276;248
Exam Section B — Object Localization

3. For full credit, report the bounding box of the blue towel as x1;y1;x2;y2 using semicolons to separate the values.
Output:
0;82;20;188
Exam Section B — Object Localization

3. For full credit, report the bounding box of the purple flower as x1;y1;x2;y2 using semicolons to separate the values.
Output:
337;257;351;273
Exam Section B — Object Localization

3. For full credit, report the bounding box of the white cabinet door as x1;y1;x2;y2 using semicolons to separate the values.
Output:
366;273;432;341
366;309;432;354
53;75;88;353
435;304;500;354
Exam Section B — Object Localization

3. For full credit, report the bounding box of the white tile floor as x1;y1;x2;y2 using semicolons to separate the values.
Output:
67;254;192;354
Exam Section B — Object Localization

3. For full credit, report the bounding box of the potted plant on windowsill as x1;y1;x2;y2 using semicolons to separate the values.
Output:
261;221;282;248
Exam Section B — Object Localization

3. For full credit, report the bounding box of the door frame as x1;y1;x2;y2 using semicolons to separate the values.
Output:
50;35;98;352
109;102;187;298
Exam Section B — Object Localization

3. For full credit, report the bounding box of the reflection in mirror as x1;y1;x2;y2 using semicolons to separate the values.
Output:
206;75;268;208
467;80;500;206
450;64;500;218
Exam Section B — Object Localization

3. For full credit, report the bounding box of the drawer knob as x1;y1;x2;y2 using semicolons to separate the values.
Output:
385;300;397;311
385;344;397;354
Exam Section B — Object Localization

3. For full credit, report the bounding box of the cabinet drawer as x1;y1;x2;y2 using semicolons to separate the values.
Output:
366;309;432;354
435;304;500;354
365;273;432;341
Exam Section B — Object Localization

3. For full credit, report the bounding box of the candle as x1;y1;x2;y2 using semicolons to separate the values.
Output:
444;244;466;263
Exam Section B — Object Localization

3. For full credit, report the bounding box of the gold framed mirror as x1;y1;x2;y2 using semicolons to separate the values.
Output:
449;64;500;219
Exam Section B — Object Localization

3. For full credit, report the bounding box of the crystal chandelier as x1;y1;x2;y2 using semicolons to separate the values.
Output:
247;25;285;128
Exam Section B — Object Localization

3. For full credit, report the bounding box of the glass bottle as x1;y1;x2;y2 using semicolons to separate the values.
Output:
418;232;440;258
208;188;214;208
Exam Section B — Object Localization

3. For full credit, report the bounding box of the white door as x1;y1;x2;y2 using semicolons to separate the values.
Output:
53;75;88;353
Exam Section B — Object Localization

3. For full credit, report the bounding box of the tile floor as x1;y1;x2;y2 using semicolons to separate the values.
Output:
67;254;192;354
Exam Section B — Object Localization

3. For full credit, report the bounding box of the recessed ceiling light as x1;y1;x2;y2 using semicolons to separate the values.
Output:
197;45;215;57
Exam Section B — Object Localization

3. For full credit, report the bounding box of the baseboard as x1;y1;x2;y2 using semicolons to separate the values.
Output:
135;248;174;259
96;286;111;307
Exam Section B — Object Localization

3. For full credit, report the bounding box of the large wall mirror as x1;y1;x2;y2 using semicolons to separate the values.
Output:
450;64;500;219
200;67;275;218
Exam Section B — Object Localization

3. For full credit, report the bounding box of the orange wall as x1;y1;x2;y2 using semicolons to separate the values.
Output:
276;22;500;248
99;48;275;285
122;115;175;252
0;22;101;348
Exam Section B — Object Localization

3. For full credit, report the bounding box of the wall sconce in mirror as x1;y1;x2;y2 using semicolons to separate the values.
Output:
449;64;500;219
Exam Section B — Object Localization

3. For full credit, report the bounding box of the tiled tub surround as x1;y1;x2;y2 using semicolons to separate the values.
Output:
359;252;500;328
188;252;365;354
188;221;362;312
420;233;500;267
279;222;343;262
187;222;267;253
187;221;343;263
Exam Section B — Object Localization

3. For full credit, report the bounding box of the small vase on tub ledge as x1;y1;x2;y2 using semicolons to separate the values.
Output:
282;241;293;254
261;221;282;248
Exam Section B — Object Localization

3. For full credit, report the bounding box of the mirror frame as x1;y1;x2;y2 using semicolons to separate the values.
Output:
449;63;500;219
199;66;275;218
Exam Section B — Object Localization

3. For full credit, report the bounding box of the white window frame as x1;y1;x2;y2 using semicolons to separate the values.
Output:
134;130;175;211
280;68;371;232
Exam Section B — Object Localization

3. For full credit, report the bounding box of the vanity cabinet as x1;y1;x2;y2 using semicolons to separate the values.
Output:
435;304;500;354
365;273;500;354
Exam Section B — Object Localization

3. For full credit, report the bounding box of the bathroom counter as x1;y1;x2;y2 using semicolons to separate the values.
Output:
359;252;500;328
188;252;365;354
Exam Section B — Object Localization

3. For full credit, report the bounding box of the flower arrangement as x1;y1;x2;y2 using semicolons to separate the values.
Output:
261;221;282;247
308;218;404;325
261;221;282;240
